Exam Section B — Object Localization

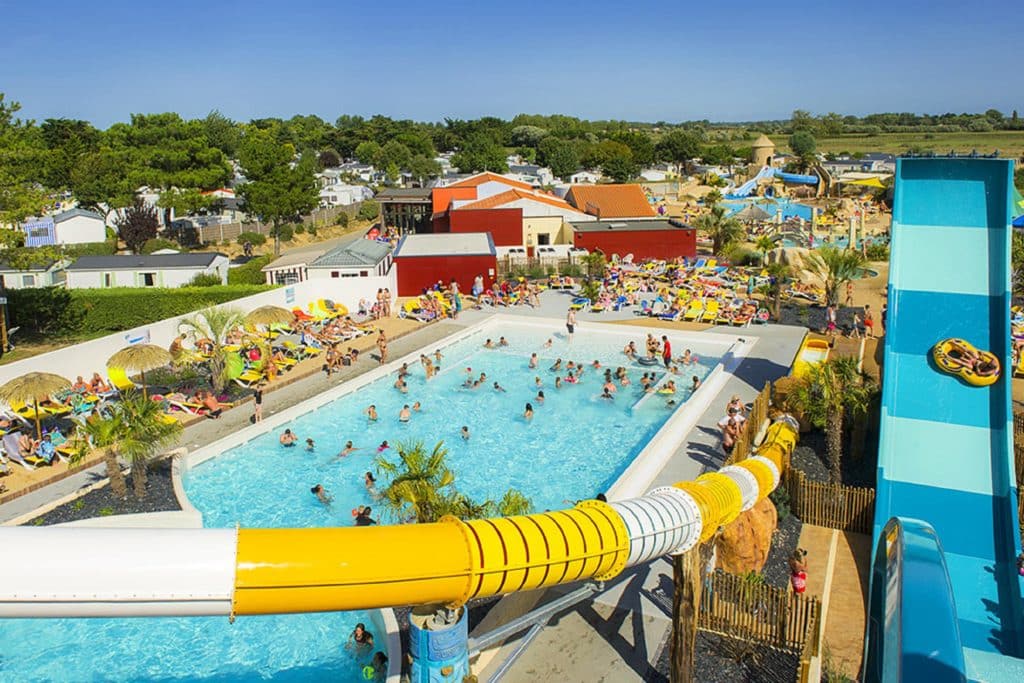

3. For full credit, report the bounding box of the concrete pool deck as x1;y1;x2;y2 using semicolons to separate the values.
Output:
0;290;807;681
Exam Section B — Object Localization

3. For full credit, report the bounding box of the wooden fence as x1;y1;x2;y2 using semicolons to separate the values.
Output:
723;381;772;467
193;203;363;245
784;468;876;534
698;570;821;654
797;603;822;683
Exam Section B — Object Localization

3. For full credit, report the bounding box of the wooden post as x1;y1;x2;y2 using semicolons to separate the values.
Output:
671;545;703;683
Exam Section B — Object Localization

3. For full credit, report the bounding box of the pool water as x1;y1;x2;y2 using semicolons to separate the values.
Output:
0;610;377;682
185;322;721;525
723;197;814;222
0;322;720;682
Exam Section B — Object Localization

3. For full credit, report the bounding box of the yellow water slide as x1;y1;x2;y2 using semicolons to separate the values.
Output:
0;419;797;619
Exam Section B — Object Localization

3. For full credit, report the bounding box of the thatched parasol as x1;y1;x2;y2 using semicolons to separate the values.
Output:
107;344;172;399
245;306;294;326
0;372;72;439
733;204;772;222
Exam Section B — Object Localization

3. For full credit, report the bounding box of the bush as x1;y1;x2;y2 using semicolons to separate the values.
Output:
8;286;85;338
336;211;349;228
357;200;380;222
274;224;294;242
769;485;791;521
72;285;272;334
228;255;273;285
293;223;306;235
141;237;181;254
64;240;117;257
187;273;224;287
721;243;759;266
237;232;267;246
864;243;889;261
307;224;318;237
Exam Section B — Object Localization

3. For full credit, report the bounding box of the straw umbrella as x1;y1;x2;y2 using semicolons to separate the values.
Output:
245;306;294;327
107;344;172;399
734;204;772;222
0;372;72;439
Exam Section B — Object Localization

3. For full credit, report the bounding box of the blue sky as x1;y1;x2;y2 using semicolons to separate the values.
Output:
1;0;1019;126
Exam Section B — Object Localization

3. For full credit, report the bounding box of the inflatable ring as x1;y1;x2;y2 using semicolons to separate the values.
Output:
932;338;1000;387
657;388;675;395
637;357;660;366
363;665;375;680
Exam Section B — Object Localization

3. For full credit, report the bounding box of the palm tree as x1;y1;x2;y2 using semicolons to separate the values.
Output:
755;235;776;265
758;262;792;320
78;391;182;498
374;441;532;523
179;306;244;393
785;357;875;483
695;206;744;257
806;245;866;307
703;188;723;206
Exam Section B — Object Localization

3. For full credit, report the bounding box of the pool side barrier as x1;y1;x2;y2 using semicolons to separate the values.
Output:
0;420;797;618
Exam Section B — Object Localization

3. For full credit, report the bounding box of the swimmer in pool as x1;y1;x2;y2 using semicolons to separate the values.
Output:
603;379;617;394
461;426;470;440
364;472;379;497
600;387;614;400
555;377;563;389
529;353;538;368
692;375;702;391
280;429;298;447
365;405;378;421
305;438;315;451
663;380;677;394
543;338;553;348
591;360;601;369
311;484;332;506
483;338;494;349
680;349;692;365
493;381;506;392
550;358;562;371
535;376;543;388
499;337;509;347
399;405;411;422
336;441;359;458
536;390;545;404
412;401;421;412
376;441;389;453
524;402;534;420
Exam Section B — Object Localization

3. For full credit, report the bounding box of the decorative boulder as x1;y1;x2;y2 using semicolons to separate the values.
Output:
713;497;778;575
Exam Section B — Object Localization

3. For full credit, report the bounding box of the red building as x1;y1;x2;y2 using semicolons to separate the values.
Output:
448;206;523;247
393;232;497;296
570;219;696;261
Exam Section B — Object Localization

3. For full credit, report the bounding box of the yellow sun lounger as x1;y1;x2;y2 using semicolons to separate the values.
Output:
701;300;720;322
683;300;704;321
107;366;137;393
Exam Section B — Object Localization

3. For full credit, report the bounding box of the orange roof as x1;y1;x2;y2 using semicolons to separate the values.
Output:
564;184;657;219
457;189;577;212
447;172;534;191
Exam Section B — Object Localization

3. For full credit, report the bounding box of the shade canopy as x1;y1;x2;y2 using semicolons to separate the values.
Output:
733;205;772;222
245;306;294;326
107;344;172;373
0;372;72;439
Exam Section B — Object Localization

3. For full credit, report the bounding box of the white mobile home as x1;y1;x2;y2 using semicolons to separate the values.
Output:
65;253;229;289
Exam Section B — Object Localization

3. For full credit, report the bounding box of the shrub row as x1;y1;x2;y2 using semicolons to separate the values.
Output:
7;285;273;339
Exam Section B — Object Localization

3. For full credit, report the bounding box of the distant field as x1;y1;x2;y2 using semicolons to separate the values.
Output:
768;131;1024;159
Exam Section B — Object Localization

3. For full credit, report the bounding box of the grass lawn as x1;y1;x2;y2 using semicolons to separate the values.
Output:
769;131;1024;158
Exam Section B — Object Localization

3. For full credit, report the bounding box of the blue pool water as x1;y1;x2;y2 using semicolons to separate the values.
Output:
185;322;721;525
723;197;814;222
0;322;720;682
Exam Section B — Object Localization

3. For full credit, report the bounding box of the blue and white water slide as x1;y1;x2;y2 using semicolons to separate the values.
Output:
724;165;819;198
864;158;1024;682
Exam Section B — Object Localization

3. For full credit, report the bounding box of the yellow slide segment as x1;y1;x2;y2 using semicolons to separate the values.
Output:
231;421;795;616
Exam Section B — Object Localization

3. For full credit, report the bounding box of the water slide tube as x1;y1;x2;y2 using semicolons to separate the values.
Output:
725;166;818;199
0;419;797;619
865;158;1024;680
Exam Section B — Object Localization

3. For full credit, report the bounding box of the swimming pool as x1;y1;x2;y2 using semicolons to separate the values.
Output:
0;318;729;682
184;319;724;524
723;198;814;222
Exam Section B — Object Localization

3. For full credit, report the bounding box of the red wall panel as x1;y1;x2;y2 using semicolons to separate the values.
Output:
394;255;497;296
449;208;523;247
572;228;696;261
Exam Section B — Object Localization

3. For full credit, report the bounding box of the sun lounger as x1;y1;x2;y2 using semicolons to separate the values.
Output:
569;298;590;311
683;300;704;321
701;300;720;322
2;433;44;471
107;366;137;393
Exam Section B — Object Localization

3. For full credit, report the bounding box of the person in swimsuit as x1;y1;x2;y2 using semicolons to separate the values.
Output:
365;405;378;421
524;402;534;420
280;429;297;446
399;405;411;422
310;484;332;506
566;309;576;342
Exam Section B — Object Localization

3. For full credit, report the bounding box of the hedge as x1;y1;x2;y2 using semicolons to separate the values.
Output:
228;255;273;285
74;286;273;333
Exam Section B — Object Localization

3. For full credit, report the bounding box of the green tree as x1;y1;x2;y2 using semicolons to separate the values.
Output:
602;150;638;183
755;235;776;265
116;196;160;254
40;118;100;190
77;390;182;498
510;125;549;147
408;155;442;184
806;245;866;306
786;357;875;483
373;441;532;523
694;205;743;256
758;262;792;320
789;109;820;135
71;147;136;220
451;134;508;173
355;140;383;166
788;130;817;171
0;94;49;225
158;187;213;218
238;128;319;256
179;306;245;394
317;148;342;169
537;137;580;180
381;140;412;170
357;200;380;222
820;112;844;137
201;110;241;157
611;131;656;167
656;130;703;175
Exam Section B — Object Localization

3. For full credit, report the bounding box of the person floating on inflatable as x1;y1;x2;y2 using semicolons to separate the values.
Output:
932;338;1000;386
